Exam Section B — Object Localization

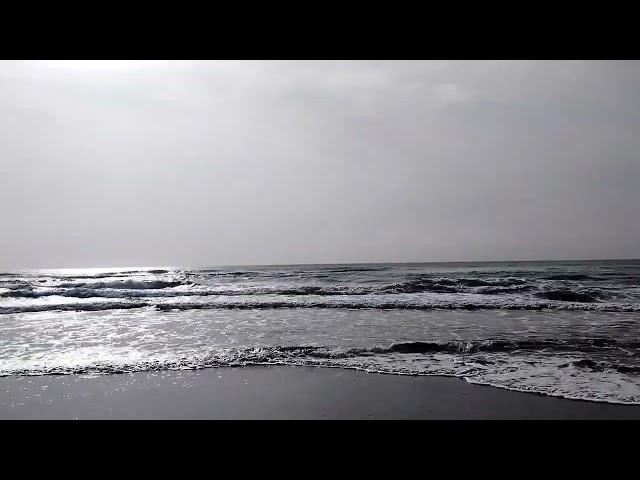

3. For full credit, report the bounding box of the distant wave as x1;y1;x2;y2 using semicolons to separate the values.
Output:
0;277;536;299
535;290;601;303
3;265;639;308
0;282;33;290
56;279;186;290
475;285;535;295
0;281;610;301
195;270;255;276
36;271;145;280
377;276;529;294
152;298;640;313
0;302;150;315
313;267;387;273
0;288;197;299
542;274;602;281
0;269;171;280
4;295;640;315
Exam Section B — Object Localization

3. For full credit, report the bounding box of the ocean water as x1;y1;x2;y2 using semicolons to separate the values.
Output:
1;260;640;404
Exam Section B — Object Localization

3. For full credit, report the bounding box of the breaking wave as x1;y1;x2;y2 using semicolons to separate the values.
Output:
3;338;637;375
3;339;640;404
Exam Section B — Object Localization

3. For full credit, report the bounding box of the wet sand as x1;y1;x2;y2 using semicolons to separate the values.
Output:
1;366;640;419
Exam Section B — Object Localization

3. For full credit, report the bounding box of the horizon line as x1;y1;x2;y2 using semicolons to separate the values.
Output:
4;257;640;272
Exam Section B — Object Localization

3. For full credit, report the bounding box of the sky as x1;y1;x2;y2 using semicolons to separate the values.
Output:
1;60;639;269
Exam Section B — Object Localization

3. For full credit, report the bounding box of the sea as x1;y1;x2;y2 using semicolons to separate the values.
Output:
1;259;640;404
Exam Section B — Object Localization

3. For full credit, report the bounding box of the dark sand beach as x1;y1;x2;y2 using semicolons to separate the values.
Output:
2;366;640;420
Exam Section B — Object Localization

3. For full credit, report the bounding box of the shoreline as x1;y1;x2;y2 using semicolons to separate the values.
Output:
2;366;640;419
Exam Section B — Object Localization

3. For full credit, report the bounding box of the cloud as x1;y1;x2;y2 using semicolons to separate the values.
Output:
1;60;639;268
432;83;470;105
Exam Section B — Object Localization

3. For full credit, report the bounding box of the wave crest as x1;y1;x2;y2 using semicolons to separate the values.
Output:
56;280;185;290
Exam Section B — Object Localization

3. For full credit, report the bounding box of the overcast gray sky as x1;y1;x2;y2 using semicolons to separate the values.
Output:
1;60;639;269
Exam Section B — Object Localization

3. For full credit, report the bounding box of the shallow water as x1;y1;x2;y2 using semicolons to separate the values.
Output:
1;260;640;403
